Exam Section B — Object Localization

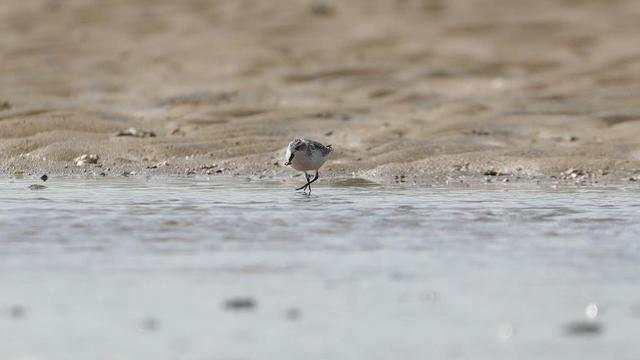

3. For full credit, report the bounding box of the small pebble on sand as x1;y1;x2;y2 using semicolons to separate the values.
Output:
310;0;335;15
147;161;168;169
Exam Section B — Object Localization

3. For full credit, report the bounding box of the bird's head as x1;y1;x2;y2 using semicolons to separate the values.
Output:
283;138;306;166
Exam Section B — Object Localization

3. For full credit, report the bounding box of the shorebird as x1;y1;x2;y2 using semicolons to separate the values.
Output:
283;138;333;193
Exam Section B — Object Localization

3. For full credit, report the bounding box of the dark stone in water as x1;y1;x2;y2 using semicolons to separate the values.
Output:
9;305;26;319
224;297;256;311
139;317;160;331
28;184;47;190
564;321;602;336
285;308;301;320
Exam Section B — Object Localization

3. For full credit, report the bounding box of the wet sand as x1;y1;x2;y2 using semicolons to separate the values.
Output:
2;0;640;185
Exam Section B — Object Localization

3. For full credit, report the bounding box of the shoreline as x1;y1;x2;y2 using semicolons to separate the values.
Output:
3;163;639;189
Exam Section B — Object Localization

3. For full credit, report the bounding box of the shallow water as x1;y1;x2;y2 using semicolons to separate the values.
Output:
1;178;639;360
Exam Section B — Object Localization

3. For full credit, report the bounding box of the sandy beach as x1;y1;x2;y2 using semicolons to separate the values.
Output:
2;0;640;185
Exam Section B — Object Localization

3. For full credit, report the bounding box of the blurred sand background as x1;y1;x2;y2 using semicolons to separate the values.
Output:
1;0;640;185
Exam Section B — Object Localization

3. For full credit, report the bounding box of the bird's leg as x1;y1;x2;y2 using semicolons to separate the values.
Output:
305;172;311;193
306;171;319;194
296;172;311;191
308;170;319;185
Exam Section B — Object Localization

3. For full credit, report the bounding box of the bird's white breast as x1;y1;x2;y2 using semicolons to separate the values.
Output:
284;147;293;164
291;150;327;171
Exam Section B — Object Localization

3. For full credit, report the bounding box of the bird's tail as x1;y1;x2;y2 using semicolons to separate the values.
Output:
327;144;333;152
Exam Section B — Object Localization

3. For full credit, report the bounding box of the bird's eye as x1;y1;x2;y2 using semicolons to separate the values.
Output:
295;144;304;151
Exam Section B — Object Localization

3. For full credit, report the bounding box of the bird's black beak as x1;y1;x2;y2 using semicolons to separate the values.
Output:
284;153;294;166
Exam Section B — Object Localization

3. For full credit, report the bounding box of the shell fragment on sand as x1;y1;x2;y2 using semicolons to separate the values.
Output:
115;127;156;138
74;154;99;166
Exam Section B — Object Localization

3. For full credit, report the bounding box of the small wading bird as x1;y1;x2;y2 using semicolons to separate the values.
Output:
284;138;333;194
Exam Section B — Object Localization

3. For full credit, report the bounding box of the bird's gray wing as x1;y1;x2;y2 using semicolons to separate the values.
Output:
306;140;333;156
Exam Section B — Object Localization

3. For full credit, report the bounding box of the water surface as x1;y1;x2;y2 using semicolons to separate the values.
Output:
0;178;639;360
